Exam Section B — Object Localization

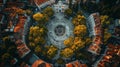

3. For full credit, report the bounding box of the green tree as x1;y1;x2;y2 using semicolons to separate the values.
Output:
56;58;65;64
69;0;72;9
85;37;92;46
29;42;36;49
2;36;11;47
64;8;72;17
2;53;12;62
42;7;54;17
104;29;111;44
41;48;47;56
75;53;86;60
7;46;17;55
100;15;110;28
72;2;79;12
72;15;86;26
25;9;32;15
34;46;41;55
77;11;83;16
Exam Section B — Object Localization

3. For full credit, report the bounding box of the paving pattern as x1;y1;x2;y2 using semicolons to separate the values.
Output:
46;13;74;49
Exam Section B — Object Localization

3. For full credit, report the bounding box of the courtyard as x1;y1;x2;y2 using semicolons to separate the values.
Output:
0;0;120;67
46;12;74;49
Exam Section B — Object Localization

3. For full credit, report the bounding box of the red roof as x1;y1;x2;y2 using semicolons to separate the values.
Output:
66;60;88;67
32;60;52;67
0;0;3;3
5;2;25;8
14;16;26;33
34;0;48;5
0;14;2;21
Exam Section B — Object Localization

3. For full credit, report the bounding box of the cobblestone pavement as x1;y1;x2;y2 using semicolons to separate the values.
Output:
46;12;74;61
46;12;74;49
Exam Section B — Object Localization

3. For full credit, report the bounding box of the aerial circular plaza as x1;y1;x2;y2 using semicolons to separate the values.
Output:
0;0;120;67
27;1;108;66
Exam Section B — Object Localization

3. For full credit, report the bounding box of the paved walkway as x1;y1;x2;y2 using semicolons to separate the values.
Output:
46;12;74;63
46;12;74;49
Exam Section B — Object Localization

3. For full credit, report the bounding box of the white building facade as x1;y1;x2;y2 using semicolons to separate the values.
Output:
87;13;102;55
53;1;68;12
34;0;55;10
115;19;120;26
86;13;96;37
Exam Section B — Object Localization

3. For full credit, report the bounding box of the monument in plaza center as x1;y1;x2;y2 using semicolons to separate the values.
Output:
54;25;66;36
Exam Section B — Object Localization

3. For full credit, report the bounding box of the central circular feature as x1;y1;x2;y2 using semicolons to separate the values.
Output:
54;25;65;36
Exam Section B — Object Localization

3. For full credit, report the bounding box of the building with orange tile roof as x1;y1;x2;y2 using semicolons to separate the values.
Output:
14;16;26;33
34;0;55;10
66;60;88;67
87;13;102;54
34;0;49;5
32;60;53;67
97;43;120;67
17;43;30;58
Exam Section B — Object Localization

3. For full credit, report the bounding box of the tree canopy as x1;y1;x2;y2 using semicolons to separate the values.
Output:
100;15;110;28
33;12;49;24
47;45;58;59
42;7;54;17
29;26;47;45
64;8;72;17
74;25;87;36
60;48;74;58
72;15;86;26
64;36;73;47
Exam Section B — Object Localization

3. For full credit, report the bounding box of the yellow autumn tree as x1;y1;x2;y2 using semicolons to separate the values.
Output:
29;36;33;41
34;45;41;54
85;37;92;46
39;37;46;45
63;36;73;47
16;8;25;15
34;37;41;44
29;26;47;45
33;12;44;22
60;48;74;58
104;29;111;44
47;45;58;59
2;36;10;42
72;15;86;26
100;15;110;28
25;9;32;15
29;26;39;37
42;7;54;17
71;37;85;51
29;26;47;37
29;42;36;48
74;25;87;36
